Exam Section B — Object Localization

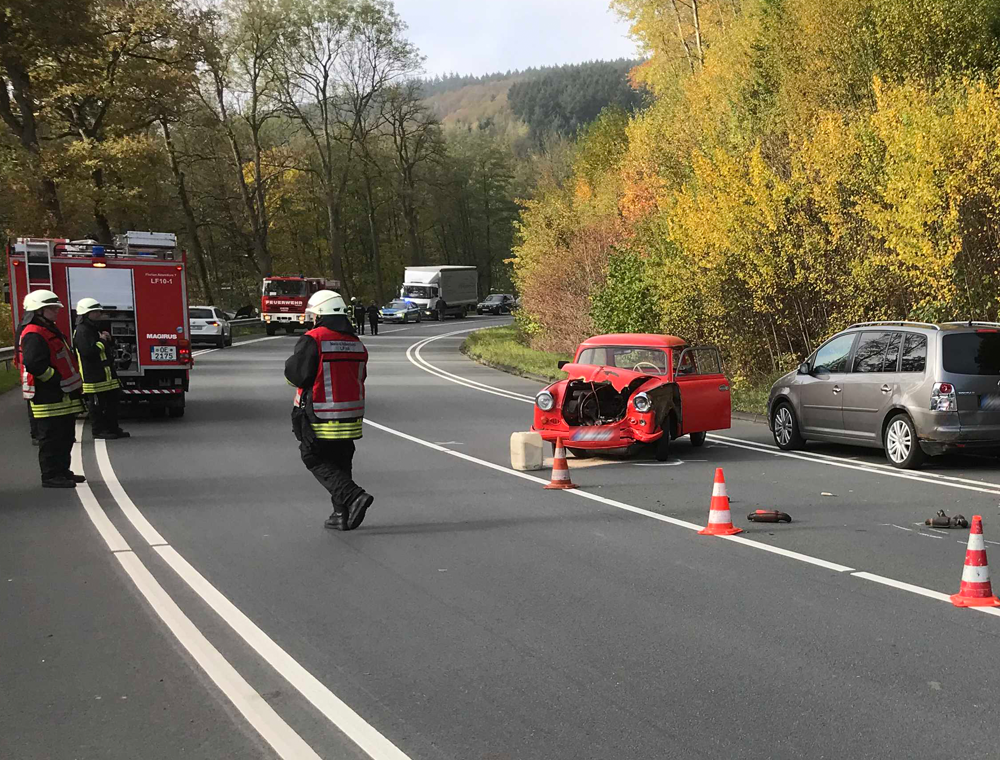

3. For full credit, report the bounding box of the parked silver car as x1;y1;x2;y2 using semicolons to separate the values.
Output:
768;321;1000;468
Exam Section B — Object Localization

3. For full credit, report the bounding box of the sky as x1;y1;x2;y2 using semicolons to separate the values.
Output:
391;0;639;77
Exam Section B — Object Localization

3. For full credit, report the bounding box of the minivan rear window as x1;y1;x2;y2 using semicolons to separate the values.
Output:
943;333;1000;375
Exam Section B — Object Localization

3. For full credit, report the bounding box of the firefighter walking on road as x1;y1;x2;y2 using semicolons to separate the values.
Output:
18;290;86;488
74;298;130;440
285;290;374;530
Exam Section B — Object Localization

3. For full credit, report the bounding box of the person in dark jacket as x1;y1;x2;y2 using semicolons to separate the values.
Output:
19;289;86;488
352;297;367;335
14;305;40;445
285;290;373;530
367;300;379;336
73;298;129;440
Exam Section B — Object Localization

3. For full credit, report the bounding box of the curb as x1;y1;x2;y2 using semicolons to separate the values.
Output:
732;411;768;426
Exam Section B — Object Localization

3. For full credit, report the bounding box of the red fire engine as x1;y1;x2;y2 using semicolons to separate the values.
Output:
7;231;193;417
261;275;339;335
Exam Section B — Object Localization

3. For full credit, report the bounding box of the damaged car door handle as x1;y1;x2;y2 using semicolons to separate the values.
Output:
832;385;842;394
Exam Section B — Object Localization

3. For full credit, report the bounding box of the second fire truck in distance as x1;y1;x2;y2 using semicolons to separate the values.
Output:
261;275;339;335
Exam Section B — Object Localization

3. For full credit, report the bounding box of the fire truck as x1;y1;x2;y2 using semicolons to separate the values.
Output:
260;275;339;335
7;231;193;417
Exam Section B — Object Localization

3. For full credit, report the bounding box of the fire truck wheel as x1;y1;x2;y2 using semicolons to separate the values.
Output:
168;404;185;418
265;324;277;336
149;405;167;419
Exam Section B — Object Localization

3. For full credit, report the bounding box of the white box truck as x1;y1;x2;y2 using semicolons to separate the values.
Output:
400;265;478;320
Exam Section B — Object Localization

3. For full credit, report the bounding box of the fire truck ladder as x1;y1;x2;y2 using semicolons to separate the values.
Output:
24;239;56;291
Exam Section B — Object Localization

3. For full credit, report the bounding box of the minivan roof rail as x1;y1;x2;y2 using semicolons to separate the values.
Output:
847;321;941;330
942;321;1000;328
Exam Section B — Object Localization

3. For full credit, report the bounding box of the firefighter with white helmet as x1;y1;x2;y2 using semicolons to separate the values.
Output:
15;292;41;445
18;289;86;488
284;289;374;530
73;297;129;440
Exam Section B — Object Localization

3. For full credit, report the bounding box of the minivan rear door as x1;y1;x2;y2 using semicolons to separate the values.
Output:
943;330;1000;439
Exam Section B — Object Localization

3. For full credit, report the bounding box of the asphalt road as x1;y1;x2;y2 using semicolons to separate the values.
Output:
4;315;1000;759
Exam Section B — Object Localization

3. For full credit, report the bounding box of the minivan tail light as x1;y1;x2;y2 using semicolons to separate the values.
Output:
931;382;956;412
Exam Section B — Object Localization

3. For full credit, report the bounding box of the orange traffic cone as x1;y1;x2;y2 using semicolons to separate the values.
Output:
544;438;578;490
951;515;1000;607
698;468;742;536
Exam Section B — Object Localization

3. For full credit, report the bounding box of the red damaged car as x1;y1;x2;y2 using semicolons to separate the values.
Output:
532;334;732;460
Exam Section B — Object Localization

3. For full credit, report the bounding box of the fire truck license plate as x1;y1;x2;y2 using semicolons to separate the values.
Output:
151;346;176;362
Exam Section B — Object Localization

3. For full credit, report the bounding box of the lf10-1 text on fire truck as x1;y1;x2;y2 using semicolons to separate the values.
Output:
261;275;340;335
7;232;194;418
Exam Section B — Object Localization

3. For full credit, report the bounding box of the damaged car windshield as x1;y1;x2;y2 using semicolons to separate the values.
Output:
577;347;669;375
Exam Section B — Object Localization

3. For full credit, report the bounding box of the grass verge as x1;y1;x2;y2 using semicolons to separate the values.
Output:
462;326;571;383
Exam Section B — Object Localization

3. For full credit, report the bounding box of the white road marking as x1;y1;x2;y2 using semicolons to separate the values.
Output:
710;433;1000;491
394;333;1000;619
90;429;415;760
115;552;323;760
706;435;1000;497
72;424;323;760
364;419;854;572
194;335;285;357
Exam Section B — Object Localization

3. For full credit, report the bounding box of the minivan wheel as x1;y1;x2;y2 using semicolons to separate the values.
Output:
884;413;926;469
772;402;805;450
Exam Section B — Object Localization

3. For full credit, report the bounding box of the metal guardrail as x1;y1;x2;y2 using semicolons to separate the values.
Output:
0;345;13;370
228;318;261;328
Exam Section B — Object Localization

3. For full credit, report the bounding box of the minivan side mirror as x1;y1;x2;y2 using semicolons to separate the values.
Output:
798;362;811;375
557;361;569;370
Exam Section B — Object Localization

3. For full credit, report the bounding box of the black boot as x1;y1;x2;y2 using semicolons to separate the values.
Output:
64;471;86;484
347;493;374;530
324;509;349;531
42;476;77;489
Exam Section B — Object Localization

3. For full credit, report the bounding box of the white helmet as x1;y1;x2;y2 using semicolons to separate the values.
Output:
76;297;103;316
306;289;348;316
23;289;64;312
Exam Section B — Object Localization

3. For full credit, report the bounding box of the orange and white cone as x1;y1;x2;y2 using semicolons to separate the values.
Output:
698;468;742;536
544;438;578;490
951;515;1000;607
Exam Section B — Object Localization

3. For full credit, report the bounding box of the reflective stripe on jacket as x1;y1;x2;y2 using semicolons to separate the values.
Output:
74;319;120;394
292;326;368;440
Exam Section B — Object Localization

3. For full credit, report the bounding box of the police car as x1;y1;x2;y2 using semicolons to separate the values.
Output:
379;299;423;323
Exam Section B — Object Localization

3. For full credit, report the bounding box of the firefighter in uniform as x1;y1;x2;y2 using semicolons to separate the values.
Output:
73;298;130;440
284;290;374;530
14;297;40;445
19;290;86;488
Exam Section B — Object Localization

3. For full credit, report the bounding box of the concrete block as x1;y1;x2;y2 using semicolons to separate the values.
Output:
510;431;544;471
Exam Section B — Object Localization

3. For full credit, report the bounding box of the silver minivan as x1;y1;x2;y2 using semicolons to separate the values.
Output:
767;321;1000;468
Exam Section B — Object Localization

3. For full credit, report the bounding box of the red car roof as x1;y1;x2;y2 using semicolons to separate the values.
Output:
577;333;688;349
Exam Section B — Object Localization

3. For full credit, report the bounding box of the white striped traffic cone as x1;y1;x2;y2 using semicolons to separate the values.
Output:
950;515;1000;607
544;438;578;490
698;468;742;536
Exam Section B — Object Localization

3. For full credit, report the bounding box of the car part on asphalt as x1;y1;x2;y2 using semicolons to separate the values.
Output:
925;510;969;528
698;468;742;536
747;510;792;523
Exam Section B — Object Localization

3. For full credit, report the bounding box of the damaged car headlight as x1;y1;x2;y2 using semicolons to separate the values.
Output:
633;392;652;413
536;390;555;411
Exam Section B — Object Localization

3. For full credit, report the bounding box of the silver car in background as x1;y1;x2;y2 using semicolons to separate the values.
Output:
768;321;1000;468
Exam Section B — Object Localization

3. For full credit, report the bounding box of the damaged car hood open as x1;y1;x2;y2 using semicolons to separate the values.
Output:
559;363;662;391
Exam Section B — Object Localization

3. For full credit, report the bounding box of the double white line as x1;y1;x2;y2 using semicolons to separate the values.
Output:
72;423;412;760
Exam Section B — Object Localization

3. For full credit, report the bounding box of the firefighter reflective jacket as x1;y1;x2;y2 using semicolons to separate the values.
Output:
285;317;368;440
20;320;85;418
74;317;121;394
